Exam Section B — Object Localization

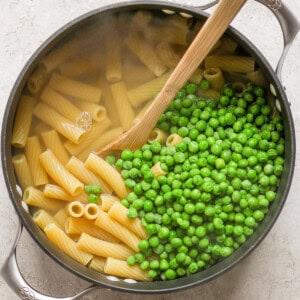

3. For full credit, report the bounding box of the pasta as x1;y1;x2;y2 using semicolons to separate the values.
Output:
44;223;93;265
205;55;255;73
125;32;167;77
156;42;181;68
49;73;102;104
89;257;106;272
105;30;122;83
108;202;148;239
77;127;123;161
110;82;135;131
25;136;49;186
166;133;183;146
43;184;88;203
150;162;167;178
85;153;127;199
23;186;63;212
41;130;70;165
33;209;62;230
100;194;119;212
65;156;112;194
12;154;33;191
147;128;168;144
95;211;140;252
127;71;172;108
11;96;36;148
65;217;120;243
66;201;85;218
53;208;69;228
40;86;83;123
39;149;84;196
33;102;87;144
104;258;150;281
64;117;112;156
203;67;224;92
77;233;134;260
27;66;49;95
72;100;107;123
83;203;99;220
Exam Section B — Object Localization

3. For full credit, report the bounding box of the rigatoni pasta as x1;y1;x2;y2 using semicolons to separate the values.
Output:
12;154;33;191
25;136;49;186
44;223;93;265
39;149;84;196
11;96;36;148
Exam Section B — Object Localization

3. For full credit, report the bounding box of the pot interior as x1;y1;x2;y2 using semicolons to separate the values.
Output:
1;1;295;293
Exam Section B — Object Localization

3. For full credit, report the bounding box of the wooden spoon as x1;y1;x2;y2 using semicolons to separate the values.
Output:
98;0;247;156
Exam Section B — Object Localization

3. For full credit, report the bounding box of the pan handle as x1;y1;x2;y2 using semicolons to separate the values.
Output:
255;0;300;79
1;220;100;300
196;0;300;79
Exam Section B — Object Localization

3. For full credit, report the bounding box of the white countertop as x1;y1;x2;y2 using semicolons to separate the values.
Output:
1;1;300;299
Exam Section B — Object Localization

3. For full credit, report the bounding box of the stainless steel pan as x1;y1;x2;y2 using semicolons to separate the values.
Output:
1;1;299;299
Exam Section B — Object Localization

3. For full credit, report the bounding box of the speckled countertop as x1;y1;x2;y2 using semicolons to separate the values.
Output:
0;1;300;299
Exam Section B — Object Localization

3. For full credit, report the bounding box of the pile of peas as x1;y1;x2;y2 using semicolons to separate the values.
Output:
109;80;285;281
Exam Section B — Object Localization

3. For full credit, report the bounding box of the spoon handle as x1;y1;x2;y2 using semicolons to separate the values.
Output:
130;0;247;144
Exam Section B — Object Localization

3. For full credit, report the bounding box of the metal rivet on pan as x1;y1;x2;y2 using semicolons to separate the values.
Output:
275;99;282;112
179;12;193;18
162;9;176;14
16;185;22;197
21;201;30;213
270;83;277;97
124;279;138;283
107;276;120;281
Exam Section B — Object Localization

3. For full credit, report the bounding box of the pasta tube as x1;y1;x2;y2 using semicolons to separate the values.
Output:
89;257;106;273
27;66;49;95
66;201;85;218
64;117;112;156
41;86;83;123
25;136;49;186
12;154;33;191
73;100;106;123
105;30;122;83
85;153;127;199
101;194;119;212
205;55;255;73
151;162;167;178
23;186;63;212
44;223;93;265
125;32;167;77
65;156;112;194
166;133;183;146
58;50;103;78
53;208;69;228
147;128;168;144
156;42;181;68
108;202;148;239
104;258;150;281
49;73;102;104
41;130;70;165
247;69;266;87
77;233;134;260
127;71;172;108
65;217;120;243
78;127;123;161
197;88;220;101
33;209;62;230
39;149;84;196
33;102;86;144
130;10;152;29
12;95;36;148
84;203;99;220
203;68;224;92
43;184;88;203
95;211;140;252
110;82;135;131
189;68;204;84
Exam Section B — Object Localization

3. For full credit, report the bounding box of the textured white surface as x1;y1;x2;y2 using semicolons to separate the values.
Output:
0;1;300;299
